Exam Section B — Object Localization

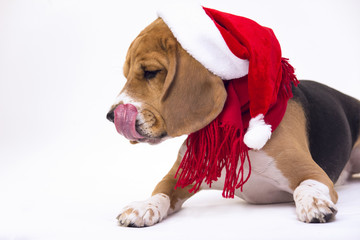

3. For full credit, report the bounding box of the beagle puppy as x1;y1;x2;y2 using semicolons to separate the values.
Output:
106;18;360;227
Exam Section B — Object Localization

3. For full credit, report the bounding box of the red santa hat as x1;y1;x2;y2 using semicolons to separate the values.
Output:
157;4;289;150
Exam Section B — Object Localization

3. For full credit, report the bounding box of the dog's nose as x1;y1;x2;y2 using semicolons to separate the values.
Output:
106;109;115;122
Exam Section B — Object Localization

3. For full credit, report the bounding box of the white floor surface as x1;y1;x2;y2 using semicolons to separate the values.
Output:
1;0;360;239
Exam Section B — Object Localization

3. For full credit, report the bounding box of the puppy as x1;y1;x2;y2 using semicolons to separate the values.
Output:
107;16;360;227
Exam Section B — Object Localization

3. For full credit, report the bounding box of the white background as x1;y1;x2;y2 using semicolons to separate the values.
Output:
1;0;360;239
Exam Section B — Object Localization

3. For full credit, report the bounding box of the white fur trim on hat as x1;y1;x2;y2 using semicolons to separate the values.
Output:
244;114;272;150
157;3;249;80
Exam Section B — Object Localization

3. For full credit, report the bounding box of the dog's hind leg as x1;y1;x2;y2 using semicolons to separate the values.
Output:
117;142;195;227
336;139;360;185
348;137;360;176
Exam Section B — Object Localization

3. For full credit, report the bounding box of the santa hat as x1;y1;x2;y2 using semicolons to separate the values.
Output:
157;4;288;150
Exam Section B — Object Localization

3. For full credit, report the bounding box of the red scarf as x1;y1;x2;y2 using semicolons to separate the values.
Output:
175;58;298;198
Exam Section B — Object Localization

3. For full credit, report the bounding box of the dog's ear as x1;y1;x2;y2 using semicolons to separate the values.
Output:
160;45;227;137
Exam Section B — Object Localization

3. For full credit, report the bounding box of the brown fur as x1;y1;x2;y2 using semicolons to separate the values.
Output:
111;18;359;225
117;18;227;139
151;150;194;212
262;101;338;203
116;18;338;205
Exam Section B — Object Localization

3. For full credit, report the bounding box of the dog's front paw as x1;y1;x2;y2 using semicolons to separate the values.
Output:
294;180;338;223
117;193;170;227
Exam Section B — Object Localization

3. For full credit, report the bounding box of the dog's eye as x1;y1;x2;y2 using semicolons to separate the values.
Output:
144;70;160;80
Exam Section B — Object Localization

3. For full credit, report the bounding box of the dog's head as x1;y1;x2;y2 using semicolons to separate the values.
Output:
107;18;227;144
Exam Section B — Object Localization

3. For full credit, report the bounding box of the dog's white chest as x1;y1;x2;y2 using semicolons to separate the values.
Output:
203;150;293;203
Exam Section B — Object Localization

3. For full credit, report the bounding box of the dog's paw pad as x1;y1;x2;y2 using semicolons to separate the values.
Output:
117;193;170;227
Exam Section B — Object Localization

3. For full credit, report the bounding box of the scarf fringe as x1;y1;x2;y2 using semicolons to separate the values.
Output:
175;58;297;199
280;58;299;98
175;119;251;198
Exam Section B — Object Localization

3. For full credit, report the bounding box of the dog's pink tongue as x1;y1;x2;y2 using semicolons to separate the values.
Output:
114;104;144;141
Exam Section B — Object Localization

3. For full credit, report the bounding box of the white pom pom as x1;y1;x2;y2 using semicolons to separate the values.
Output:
244;114;272;150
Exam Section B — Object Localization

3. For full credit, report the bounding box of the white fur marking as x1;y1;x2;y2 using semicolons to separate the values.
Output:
336;160;351;186
178;141;187;159
293;180;337;223
244;114;272;150
201;150;293;203
114;92;142;108
117;193;170;227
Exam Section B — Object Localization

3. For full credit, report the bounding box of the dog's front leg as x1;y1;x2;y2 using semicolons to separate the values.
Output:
117;144;194;227
263;101;338;223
